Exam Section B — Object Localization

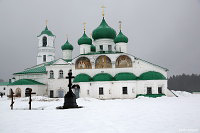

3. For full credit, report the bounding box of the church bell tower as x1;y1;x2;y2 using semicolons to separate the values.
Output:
37;21;56;65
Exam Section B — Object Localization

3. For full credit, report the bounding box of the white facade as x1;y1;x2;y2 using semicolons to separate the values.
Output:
37;35;56;65
7;17;175;99
116;42;127;53
94;39;116;52
80;44;91;54
62;50;72;60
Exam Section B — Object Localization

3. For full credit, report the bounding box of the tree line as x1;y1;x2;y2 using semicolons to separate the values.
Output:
168;74;200;92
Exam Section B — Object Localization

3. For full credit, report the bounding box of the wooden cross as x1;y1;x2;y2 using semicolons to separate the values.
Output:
101;6;106;17
10;89;14;110
25;89;36;110
66;69;75;92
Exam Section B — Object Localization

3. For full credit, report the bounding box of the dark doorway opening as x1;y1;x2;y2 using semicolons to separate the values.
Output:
50;90;54;98
147;87;152;94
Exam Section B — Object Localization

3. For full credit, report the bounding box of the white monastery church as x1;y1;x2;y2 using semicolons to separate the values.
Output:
0;10;176;99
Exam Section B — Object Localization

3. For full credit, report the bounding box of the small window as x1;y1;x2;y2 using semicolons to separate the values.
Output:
147;87;152;94
158;87;162;94
59;70;63;78
109;90;111;94
122;87;128;94
43;36;47;47
87;90;89;95
49;70;54;79
100;45;103;51
108;45;112;51
43;55;46;62
99;87;104;95
3;87;6;90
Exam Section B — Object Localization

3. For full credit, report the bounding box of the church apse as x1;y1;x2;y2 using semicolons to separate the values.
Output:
95;55;112;69
115;55;132;68
75;57;92;69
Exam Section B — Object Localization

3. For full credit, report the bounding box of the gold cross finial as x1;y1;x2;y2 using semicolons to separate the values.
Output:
119;21;122;30
101;5;106;17
66;34;68;40
83;22;86;32
45;20;48;26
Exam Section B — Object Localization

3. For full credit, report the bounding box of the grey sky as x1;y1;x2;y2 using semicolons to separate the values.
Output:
0;0;200;81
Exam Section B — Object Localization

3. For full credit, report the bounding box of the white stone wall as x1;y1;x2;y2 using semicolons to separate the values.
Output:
37;35;56;65
0;85;8;96
46;62;72;97
62;50;72;60
80;44;91;54
116;43;127;53
94;39;116;52
7;85;47;97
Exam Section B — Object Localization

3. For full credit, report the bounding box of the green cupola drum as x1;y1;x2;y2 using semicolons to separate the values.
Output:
61;36;73;60
115;21;128;53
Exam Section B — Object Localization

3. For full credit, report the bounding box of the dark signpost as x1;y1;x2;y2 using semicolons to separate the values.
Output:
57;69;80;109
25;89;36;110
10;89;14;110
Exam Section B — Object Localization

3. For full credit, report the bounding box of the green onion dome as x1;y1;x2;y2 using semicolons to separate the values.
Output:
91;44;96;52
78;32;92;45
61;40;74;50
114;30;128;43
37;26;55;37
92;17;116;40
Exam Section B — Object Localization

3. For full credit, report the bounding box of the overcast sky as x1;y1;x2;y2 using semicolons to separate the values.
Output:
0;0;200;81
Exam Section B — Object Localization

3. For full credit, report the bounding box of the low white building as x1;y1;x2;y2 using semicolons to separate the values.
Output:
6;12;175;99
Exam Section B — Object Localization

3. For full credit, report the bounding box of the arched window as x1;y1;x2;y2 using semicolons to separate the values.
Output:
43;36;47;47
75;57;92;69
49;70;54;79
15;88;21;97
95;55;112;69
59;70;63;78
25;88;32;97
115;55;132;68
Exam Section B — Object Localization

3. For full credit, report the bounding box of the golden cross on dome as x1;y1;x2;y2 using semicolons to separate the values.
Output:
45;20;48;26
101;5;106;17
83;22;86;32
119;21;122;30
66;34;68;40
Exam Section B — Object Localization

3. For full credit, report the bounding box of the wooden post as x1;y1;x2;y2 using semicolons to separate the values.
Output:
10;89;14;110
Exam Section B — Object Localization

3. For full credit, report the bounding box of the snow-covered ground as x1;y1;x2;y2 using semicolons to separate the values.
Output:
0;91;200;133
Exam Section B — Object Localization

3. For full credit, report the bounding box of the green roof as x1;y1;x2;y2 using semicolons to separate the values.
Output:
114;30;128;43
0;82;9;86
90;44;96;52
136;94;165;98
37;26;55;37
139;71;166;80
61;40;74;50
73;73;92;82
78;32;92;45
93;73;113;81
14;65;47;75
9;79;45;85
114;72;137;81
92;17;116;40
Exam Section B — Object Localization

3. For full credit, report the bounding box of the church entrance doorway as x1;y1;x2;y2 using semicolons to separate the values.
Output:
50;90;54;98
72;84;80;99
57;89;65;98
25;88;32;97
15;88;21;97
